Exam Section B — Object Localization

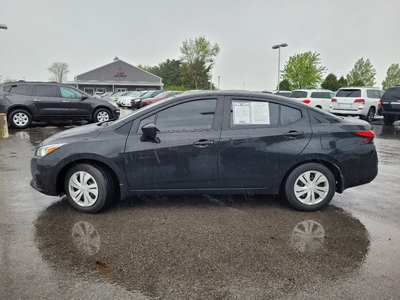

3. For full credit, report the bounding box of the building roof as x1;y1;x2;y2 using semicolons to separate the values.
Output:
71;58;162;86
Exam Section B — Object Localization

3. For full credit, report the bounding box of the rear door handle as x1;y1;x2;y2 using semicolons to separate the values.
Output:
193;139;215;148
284;131;305;137
33;99;41;102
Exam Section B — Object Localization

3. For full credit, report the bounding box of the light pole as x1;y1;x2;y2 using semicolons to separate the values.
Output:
0;24;7;30
209;59;214;90
272;43;288;91
218;76;220;90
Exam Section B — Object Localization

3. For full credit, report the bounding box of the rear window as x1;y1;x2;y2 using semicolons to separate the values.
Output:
336;89;361;97
382;87;400;101
310;92;332;99
4;84;34;96
289;91;308;98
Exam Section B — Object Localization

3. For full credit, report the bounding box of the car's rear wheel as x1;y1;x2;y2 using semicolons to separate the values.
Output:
93;108;111;123
9;109;32;129
284;163;335;211
383;115;397;125
363;107;375;122
64;164;115;213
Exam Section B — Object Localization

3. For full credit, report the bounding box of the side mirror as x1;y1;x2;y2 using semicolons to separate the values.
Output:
141;123;160;143
81;95;88;101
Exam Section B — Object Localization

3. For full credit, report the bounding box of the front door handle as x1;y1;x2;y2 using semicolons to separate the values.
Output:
33;99;41;102
193;139;215;148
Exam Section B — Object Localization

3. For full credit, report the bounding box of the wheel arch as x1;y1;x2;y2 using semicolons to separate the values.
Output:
55;158;125;201
279;157;345;195
6;105;35;120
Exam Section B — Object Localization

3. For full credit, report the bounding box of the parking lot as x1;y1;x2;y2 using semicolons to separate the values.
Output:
1;113;400;299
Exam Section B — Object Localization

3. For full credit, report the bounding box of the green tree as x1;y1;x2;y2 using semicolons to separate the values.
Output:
48;62;69;83
337;76;348;88
281;51;326;89
382;63;400;90
279;79;290;90
156;59;182;87
180;35;220;89
321;73;339;91
346;58;376;86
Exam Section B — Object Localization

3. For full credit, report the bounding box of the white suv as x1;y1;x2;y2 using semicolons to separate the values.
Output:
289;89;335;112
330;87;384;122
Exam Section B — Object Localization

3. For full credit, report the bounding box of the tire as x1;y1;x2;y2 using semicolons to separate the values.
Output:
9;109;32;129
93;108;111;123
363;107;375;122
383;115;396;126
64;163;115;213
284;163;335;211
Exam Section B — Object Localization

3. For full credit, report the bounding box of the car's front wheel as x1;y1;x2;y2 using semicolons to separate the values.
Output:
284;163;335;211
9;109;32;129
93;108;111;123
64;164;115;213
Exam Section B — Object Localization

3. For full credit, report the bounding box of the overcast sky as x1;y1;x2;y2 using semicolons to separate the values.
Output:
1;0;399;91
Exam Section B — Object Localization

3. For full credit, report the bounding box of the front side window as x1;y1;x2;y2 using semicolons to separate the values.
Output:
60;86;84;98
143;99;217;132
35;85;59;97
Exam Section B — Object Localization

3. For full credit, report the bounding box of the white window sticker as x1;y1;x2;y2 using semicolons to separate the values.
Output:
233;101;270;125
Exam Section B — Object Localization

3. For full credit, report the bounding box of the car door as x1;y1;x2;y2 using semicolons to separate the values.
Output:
218;96;312;192
32;84;66;117
124;96;223;191
59;86;92;118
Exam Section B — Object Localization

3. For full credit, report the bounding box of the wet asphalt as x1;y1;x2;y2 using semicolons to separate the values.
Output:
0;110;399;299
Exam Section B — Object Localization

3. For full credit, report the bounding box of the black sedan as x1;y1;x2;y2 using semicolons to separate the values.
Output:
30;91;378;213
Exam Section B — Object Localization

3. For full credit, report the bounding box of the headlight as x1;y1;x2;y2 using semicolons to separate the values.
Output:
36;143;65;157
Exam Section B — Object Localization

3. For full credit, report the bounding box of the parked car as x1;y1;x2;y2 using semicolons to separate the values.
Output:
379;85;400;125
330;87;384;122
116;91;145;107
30;90;378;213
289;89;335;112
0;81;120;129
130;90;164;108
275;90;291;97
109;91;129;102
140;91;183;107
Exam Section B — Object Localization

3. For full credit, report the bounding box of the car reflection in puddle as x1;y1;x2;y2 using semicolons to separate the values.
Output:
35;195;369;299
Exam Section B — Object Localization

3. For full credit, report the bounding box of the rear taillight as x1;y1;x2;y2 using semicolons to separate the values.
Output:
302;99;311;104
354;98;365;104
357;130;375;144
378;99;382;107
331;98;337;103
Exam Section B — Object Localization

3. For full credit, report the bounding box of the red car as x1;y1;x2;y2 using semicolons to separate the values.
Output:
140;91;183;107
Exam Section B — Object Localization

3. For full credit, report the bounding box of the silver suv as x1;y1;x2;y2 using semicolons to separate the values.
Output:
330;87;384;122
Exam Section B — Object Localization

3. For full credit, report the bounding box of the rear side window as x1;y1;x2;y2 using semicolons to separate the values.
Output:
367;90;381;98
382;87;400;101
5;84;34;96
230;100;301;126
281;105;302;125
34;85;60;97
289;91;308;98
336;89;361;97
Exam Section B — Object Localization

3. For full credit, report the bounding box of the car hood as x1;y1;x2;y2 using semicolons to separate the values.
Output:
40;122;104;146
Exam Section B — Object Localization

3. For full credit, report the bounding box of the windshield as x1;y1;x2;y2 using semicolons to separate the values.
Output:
289;91;307;98
336;89;361;97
